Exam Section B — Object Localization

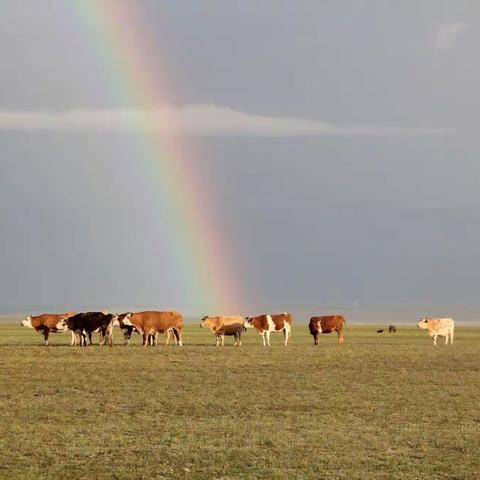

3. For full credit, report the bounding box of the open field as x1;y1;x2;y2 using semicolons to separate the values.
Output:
0;323;479;479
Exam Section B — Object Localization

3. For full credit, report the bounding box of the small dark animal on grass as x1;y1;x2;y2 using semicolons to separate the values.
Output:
377;329;384;333
389;325;396;333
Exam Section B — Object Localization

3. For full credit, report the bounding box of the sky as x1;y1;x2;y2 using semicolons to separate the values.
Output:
1;1;480;315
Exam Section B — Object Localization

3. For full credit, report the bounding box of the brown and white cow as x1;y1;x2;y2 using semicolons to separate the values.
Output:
200;316;246;346
59;312;118;346
417;317;454;346
20;312;76;346
117;311;183;347
244;313;292;346
115;313;177;346
309;315;347;345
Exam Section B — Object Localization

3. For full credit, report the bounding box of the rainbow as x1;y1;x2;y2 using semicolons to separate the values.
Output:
71;0;241;313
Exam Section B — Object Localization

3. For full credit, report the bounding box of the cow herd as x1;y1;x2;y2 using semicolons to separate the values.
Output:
19;311;455;347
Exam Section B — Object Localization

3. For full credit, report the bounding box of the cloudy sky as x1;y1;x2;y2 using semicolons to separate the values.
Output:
1;1;479;315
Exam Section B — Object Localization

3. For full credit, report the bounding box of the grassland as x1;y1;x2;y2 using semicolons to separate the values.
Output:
0;322;479;479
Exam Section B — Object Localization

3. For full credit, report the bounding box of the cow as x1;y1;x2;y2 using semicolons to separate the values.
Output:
20;312;76;346
116;311;183;347
115;313;177;346
244;313;292;346
388;325;397;333
59;312;117;346
200;316;246;346
417;317;454;346
309;315;347;345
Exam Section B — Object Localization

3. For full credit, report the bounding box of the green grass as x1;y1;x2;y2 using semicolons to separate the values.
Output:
0;322;479;479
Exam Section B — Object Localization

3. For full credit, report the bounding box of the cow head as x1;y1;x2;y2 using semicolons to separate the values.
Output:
55;315;70;331
244;316;254;328
114;313;133;327
200;316;211;328
20;315;33;328
417;318;430;329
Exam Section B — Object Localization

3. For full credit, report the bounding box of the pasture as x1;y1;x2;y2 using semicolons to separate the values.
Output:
0;321;479;479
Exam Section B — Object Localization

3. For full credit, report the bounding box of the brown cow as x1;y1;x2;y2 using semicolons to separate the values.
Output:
114;313;174;346
244;313;292;346
200;316;246;346
309;315;347;345
117;311;183;347
20;312;76;346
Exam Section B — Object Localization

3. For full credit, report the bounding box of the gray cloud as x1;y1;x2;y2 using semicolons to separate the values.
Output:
435;22;467;52
0;105;452;137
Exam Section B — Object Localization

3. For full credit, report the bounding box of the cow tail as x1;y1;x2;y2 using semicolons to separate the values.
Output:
343;317;351;331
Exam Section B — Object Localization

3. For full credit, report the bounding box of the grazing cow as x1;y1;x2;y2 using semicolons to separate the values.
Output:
417;317;454;346
115;313;176;346
117;311;183;347
20;312;76;346
200;316;246;346
388;325;397;333
309;315;347;345
244;313;292;346
60;312;117;346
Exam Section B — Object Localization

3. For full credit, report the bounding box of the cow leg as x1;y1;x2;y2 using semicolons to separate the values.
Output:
215;335;220;347
171;327;182;347
283;324;291;346
338;331;344;345
43;329;49;346
75;330;85;346
265;331;271;347
165;330;170;346
221;335;225;347
142;334;148;347
88;331;93;345
433;335;438;346
313;332;319;345
261;333;266;347
450;330;454;345
169;329;177;346
238;332;242;346
70;330;76;346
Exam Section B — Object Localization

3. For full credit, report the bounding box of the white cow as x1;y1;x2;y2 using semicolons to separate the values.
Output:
417;317;454;346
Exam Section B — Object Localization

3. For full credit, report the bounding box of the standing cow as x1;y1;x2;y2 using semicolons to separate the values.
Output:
417;317;454;346
244;313;292;346
200;316;246;346
309;315;347;345
20;312;76;346
115;313;177;346
118;311;183;347
60;312;117;346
